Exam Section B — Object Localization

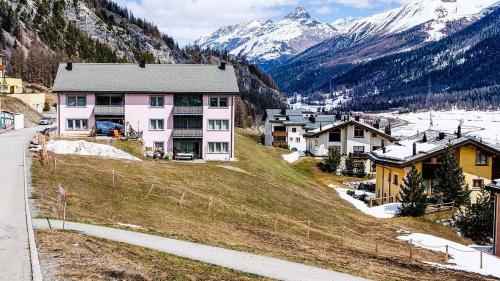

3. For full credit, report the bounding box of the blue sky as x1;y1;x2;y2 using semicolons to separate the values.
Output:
114;0;406;46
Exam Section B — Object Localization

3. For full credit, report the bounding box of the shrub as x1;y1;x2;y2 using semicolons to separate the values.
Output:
455;189;494;243
318;147;341;174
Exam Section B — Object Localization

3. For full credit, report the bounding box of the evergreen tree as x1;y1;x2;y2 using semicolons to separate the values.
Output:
354;161;366;178
398;165;428;217
433;144;471;206
455;189;494;243
342;156;355;177
318;147;341;174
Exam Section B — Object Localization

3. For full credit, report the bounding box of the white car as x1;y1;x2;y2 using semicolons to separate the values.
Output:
38;117;54;125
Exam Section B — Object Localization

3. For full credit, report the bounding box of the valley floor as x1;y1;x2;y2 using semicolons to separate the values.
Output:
31;131;500;280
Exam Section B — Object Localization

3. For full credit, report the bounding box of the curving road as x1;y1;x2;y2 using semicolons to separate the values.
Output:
0;127;43;280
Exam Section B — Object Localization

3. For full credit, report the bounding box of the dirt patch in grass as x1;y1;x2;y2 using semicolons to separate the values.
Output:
36;230;268;280
32;130;499;281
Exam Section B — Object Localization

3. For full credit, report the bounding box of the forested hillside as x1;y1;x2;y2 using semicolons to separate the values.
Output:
0;0;284;127
333;6;500;111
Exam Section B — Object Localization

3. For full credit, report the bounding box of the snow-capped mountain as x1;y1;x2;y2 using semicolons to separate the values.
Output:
270;0;500;95
338;0;499;41
195;7;336;70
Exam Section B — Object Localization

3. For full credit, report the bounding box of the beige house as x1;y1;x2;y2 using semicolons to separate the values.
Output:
0;54;23;94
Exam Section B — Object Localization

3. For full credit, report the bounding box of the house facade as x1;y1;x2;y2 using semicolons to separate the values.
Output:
52;62;239;161
368;130;500;204
264;109;336;151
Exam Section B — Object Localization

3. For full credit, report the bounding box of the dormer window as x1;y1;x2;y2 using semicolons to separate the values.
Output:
354;126;364;138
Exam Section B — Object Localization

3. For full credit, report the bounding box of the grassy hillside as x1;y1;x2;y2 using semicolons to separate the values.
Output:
32;131;496;281
37;230;267;280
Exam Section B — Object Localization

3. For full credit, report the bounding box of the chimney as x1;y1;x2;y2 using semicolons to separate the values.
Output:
381;139;386;153
218;61;226;70
384;124;391;135
139;60;146;68
457;125;462;138
413;142;417;156
66;62;73;71
422;132;427;142
309;116;316;123
320;123;322;131
439;132;445;140
280;108;286;115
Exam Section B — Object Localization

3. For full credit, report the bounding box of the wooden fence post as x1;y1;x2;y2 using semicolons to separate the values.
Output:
375;234;379;254
208;196;214;210
180;190;186;204
112;170;115;187
445;245;449;260
53;158;57;174
341;227;345;248
307;220;311;240
480;251;483;269
274;213;278;233
409;239;413;260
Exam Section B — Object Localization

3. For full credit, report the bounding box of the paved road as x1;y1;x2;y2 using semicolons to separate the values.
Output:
34;219;370;281
0;127;43;280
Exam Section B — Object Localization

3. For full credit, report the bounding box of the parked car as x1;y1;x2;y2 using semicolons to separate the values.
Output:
38;117;54;125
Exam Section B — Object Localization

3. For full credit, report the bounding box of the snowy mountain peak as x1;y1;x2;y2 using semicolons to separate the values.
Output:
284;7;311;20
196;8;336;69
338;0;499;41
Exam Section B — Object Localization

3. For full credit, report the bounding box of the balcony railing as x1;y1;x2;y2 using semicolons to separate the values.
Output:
272;141;288;148
272;131;288;137
173;128;203;138
349;152;368;159
173;106;203;115
94;105;125;115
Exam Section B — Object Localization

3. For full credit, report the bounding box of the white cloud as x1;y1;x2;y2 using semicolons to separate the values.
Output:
114;0;408;45
114;0;298;45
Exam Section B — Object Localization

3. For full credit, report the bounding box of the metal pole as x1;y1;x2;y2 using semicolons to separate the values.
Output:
409;239;413;260
480;251;483;269
445;245;449;260
62;200;66;230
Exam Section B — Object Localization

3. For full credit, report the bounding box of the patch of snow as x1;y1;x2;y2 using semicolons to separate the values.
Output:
218;165;251;175
398;232;500;278
117;222;142;229
372;139;439;160
330;185;400;219
282;151;305;163
46;140;140;161
372;109;500;146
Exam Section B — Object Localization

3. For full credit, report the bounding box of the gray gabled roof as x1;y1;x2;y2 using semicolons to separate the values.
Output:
52;63;240;94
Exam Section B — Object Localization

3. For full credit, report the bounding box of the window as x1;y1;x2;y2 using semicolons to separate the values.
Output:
393;175;399;186
372;146;381;151
66;119;88;130
208;142;229;153
291;128;297;133
149;119;165;130
476;149;488;165
329;129;341;142
153;141;165;152
150;96;165;107
208;120;229;131
354;126;364;138
209;97;228;108
315;139;319;146
67;96;86;107
353;146;365;154
296;138;300;143
289;137;293;142
473;179;484;189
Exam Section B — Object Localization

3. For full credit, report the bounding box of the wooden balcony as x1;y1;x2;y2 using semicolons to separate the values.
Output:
272;141;288;148
173;106;203;115
349;152;368;159
272;131;288;137
173;128;203;138
94;105;125;115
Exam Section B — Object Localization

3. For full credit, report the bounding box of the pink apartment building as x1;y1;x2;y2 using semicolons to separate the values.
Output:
52;62;239;161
